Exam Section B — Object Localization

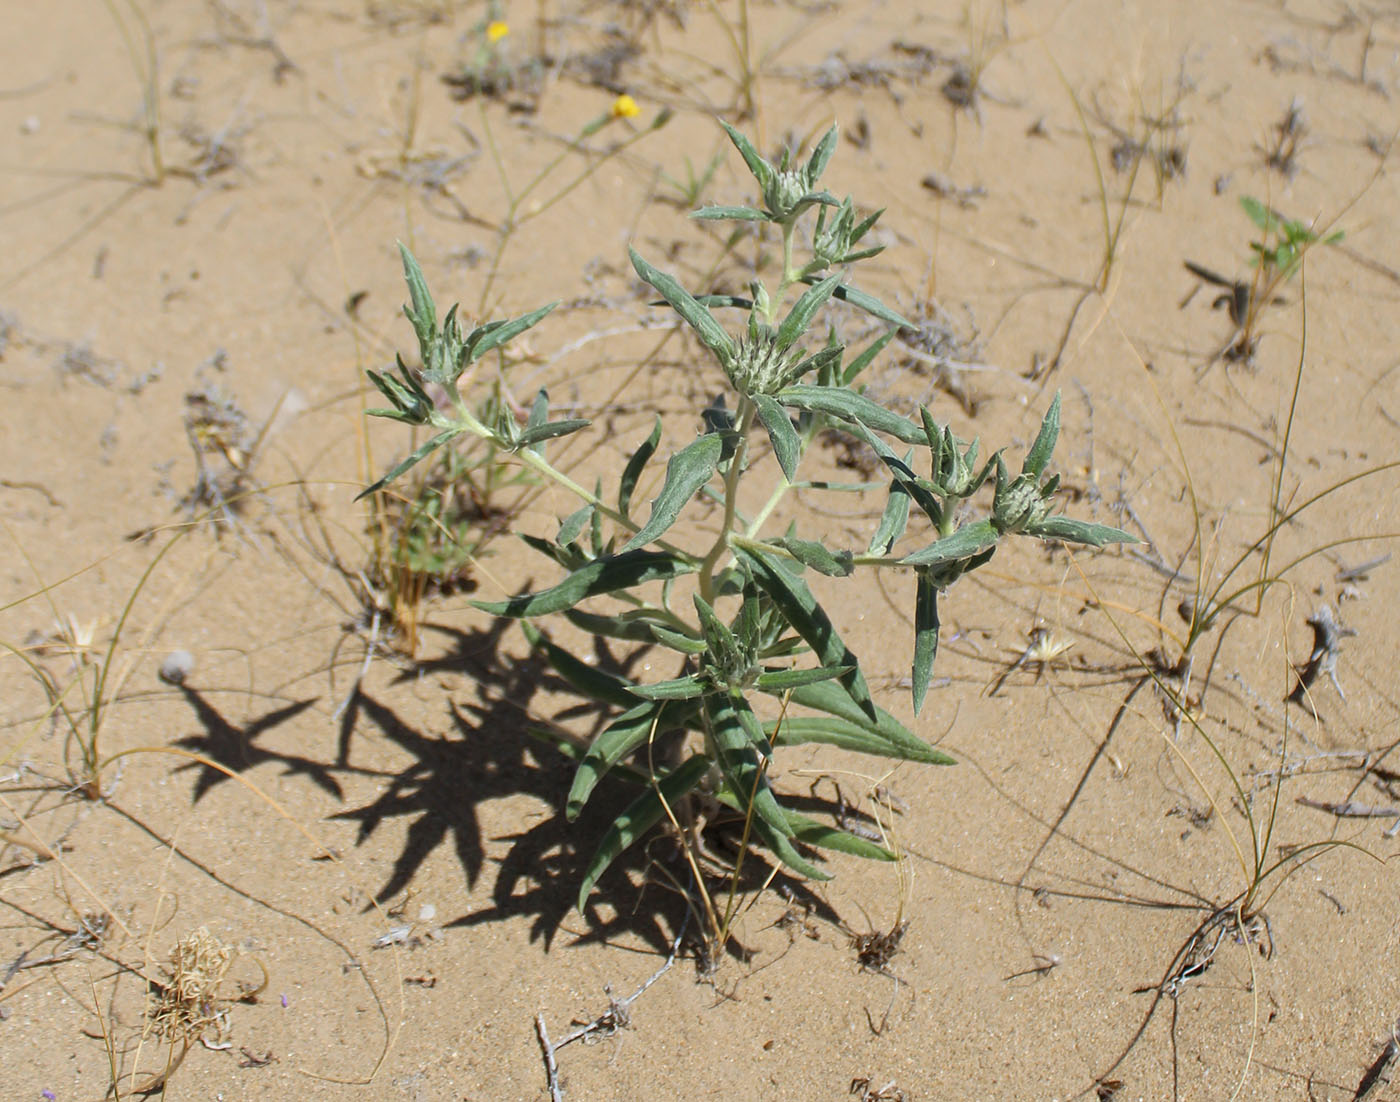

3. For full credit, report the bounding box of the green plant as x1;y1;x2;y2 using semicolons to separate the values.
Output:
1188;195;1343;363
360;120;1132;934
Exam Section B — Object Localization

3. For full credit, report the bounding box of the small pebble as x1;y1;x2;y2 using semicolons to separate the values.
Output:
159;650;195;686
417;903;436;922
20;116;39;135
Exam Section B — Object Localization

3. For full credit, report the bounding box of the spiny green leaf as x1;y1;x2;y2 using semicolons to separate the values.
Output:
783;679;951;763
628;676;709;701
357;428;463;500
1026;516;1137;547
630;248;735;364
754;664;852;692
692;205;770;222
621;433;723;553
719;119;775;193
785;810;894;861
398;243;437;347
805;124;839;183
619;417;663;519
842;328;897;387
706;692;790;836
911;570;939;715
521;621;637;709
733;541;876;720
517;417;590;449
1022;393;1061;478
464;302;557;364
577;754;711;911
777;384;925;445
752;393;802;483
867;474;911;555
900;520;998;567
775;536;853;577
777;273;843;351
806;280;915;329
473;550;695;617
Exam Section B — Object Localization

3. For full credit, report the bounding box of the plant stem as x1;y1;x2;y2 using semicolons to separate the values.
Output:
698;396;757;602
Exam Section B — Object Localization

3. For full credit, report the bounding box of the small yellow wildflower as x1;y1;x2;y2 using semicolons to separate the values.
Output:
486;20;509;43
610;94;640;120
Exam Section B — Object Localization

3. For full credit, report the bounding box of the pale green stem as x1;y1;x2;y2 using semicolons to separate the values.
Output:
698;396;757;602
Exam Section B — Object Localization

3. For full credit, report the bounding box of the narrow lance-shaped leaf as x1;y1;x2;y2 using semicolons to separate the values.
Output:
706;692;792;838
463;302;557;363
775;535;853;577
769;717;955;765
733;541;876;720
752;393;801;483
867;464;912;555
692;205;770;222
397;243;437;352
621;433;723;552
900;519;998;567
577;754;712;911
1022;392;1061;478
619;417;662;519
628;676;709;701
630;248;735;364
1026;515;1137;547
521;622;638;710
754;664;852;692
517;417;591;450
740;805;830;881
777;272;842;350
911;570;939;715
357;428;463;500
556;504;592;548
777;384;925;445
719;119;776;193
473;549;695;617
801;279;915;329
566;703;658;818
784;809;894;862
805;124;839;184
841;328;897;387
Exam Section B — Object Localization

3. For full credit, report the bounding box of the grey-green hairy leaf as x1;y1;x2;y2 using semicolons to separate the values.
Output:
618;417;663;519
473;550;695;617
752;393;802;482
621;433;723;552
775;536;853;577
911;571;939;715
733;541;876;720
778;384;925;444
577;754;711;911
630;248;735;364
356;428;463;500
900;519;998;567
1027;516;1137;547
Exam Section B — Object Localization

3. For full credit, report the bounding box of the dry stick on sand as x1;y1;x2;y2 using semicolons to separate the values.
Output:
1354;1016;1400;1101
1287;604;1355;709
535;919;687;1101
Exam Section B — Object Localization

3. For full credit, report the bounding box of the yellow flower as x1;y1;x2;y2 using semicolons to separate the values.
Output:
486;20;509;42
610;94;640;120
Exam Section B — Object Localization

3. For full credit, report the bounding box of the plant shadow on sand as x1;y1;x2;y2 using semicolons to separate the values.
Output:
166;614;841;960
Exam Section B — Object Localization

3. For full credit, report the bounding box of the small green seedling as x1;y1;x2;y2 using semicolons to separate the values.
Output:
1186;196;1343;364
361;120;1132;931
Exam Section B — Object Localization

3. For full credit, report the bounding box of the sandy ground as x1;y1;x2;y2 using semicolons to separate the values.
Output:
3;1;1400;1099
